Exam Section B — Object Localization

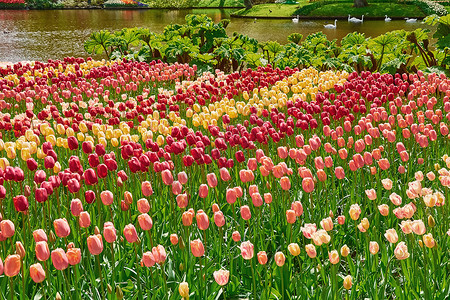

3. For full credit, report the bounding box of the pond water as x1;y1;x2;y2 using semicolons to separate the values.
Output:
0;9;431;62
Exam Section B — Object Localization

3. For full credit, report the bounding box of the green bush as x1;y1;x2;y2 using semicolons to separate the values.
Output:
84;14;450;74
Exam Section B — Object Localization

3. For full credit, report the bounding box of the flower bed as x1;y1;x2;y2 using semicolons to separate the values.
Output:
0;58;449;299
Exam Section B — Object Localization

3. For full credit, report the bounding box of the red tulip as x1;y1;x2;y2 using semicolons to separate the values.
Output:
13;195;28;212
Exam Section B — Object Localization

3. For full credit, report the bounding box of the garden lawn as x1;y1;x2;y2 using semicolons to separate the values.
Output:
307;3;425;17
197;0;244;7
233;2;309;17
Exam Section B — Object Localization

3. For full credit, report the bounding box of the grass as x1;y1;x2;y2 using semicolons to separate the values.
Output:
197;0;244;7
233;2;309;17
307;3;425;17
446;5;450;12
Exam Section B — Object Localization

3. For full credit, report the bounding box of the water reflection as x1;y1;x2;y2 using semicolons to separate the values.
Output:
0;9;431;62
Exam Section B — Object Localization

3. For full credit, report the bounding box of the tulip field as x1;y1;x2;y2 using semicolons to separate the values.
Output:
0;57;449;299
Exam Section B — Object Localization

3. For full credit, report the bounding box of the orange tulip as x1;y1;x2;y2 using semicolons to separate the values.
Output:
53;218;70;238
67;248;81;265
51;249;68;271
286;210;296;224
257;251;268;265
87;234;103;255
35;241;50;261
123;224;138;243
30;263;46;283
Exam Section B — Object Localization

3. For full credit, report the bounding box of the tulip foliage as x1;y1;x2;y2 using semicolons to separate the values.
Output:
85;14;450;76
0;56;449;300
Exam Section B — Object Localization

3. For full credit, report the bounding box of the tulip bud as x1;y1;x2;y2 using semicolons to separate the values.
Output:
48;231;56;243
428;215;435;228
16;241;26;259
116;286;124;300
179;282;189;298
24;185;31;197
343;275;352;290
56;292;62;300
107;284;113;294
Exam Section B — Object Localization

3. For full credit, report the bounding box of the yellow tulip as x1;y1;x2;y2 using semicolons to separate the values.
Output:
0;158;9;170
131;135;139;143
46;135;56;146
98;137;107;148
21;148;31;161
30;142;37;154
85;136;94;144
114;129;123;139
111;138;119;147
79;122;88;133
53;162;61;173
57;124;65;135
77;132;85;142
156;135;165;146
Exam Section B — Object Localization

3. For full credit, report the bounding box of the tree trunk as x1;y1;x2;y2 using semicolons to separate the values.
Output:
353;0;368;8
244;0;253;9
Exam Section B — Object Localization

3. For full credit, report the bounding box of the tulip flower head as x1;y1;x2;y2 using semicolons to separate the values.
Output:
213;269;230;286
240;241;254;260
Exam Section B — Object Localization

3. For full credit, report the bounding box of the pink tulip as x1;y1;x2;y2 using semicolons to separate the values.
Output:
100;190;114;206
141;251;156;267
213;269;230;286
53;219;70;238
70;199;83;216
240;205;251;220
177;172;188;185
196;210;209;230
138;213;153;231
240;241;254;260
51;249;68;270
0;220;15;238
199;184;209;198
103;222;117;243
87;234;103;255
123;224;138;243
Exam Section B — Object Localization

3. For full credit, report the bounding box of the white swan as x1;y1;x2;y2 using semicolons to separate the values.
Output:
385;15;391;22
292;15;299;23
324;19;337;29
405;18;417;23
349;15;364;23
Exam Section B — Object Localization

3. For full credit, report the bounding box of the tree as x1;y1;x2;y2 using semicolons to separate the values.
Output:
244;0;252;9
353;0;368;8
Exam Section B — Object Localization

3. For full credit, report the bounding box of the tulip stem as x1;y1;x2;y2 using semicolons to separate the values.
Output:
133;244;143;300
280;265;285;300
21;261;25;300
250;259;257;298
62;270;73;300
10;276;14;300
95;255;105;300
110;242;115;292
